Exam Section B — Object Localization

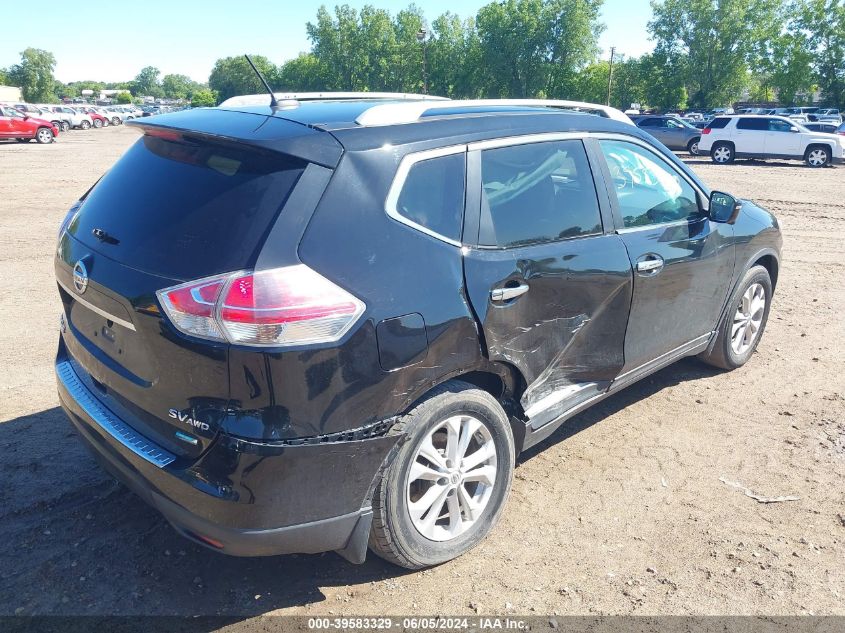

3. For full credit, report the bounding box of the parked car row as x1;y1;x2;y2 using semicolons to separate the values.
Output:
0;103;144;143
0;104;59;143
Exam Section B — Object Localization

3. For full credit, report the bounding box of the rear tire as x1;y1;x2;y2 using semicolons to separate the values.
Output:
687;137;700;155
61;121;70;132
111;117;121;126
93;118;103;128
805;145;831;168
80;120;91;130
35;127;54;144
711;142;734;164
699;265;772;370
369;380;515;569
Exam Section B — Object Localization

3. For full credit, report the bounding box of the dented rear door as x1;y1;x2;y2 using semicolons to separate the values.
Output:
463;137;633;429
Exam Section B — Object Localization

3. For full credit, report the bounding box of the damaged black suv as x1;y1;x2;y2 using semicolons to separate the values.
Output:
55;97;781;569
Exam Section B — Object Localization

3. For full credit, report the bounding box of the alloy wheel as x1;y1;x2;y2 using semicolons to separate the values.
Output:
37;129;53;143
689;141;699;155
731;282;766;355
807;149;828;167
406;414;497;542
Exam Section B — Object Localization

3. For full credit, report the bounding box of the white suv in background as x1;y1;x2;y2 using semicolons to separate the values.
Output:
699;115;845;168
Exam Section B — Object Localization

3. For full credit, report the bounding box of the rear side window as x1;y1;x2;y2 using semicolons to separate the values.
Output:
70;135;306;279
480;140;602;248
709;117;730;129
737;118;768;130
394;152;465;242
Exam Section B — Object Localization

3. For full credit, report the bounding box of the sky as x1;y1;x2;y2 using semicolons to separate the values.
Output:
1;0;653;84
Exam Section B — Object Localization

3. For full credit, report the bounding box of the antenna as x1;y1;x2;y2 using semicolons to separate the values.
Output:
244;54;279;108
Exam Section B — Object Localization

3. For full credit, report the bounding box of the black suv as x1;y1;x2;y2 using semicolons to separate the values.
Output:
55;98;782;569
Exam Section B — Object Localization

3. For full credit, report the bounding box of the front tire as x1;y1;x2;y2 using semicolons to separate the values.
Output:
699;265;772;370
35;127;54;144
711;142;734;164
805;145;831;168
93;118;103;129
369;380;515;569
111;117;121;126
61;121;70;132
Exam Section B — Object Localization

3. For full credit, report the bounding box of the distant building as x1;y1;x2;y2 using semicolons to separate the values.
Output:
98;89;131;101
0;85;23;102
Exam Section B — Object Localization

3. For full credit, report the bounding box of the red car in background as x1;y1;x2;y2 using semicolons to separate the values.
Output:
77;107;109;128
0;104;58;143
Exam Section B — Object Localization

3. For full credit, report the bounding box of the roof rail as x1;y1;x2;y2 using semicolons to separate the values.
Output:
354;99;634;127
220;92;449;107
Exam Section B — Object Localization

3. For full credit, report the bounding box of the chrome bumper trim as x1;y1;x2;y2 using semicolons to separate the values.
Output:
56;358;175;468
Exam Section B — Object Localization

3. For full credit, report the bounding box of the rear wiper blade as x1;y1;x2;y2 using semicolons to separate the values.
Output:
92;228;119;245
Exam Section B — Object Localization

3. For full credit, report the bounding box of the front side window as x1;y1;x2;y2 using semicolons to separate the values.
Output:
599;140;701;228
480;139;602;248
768;118;794;132
394;152;465;243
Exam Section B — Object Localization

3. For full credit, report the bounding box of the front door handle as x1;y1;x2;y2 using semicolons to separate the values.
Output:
636;254;665;275
491;283;530;302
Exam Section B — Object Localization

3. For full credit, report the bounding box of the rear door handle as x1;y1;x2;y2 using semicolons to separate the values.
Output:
491;283;530;302
636;255;665;275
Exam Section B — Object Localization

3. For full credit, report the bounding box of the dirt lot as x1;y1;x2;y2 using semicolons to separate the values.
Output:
0;126;843;621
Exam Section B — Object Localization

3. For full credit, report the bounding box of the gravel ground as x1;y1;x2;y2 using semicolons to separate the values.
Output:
0;127;842;621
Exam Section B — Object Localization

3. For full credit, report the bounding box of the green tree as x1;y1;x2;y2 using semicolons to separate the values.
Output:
796;0;845;107
115;91;132;104
278;53;329;91
208;55;278;103
428;12;483;98
161;73;197;100
191;88;218;107
7;48;57;102
475;0;604;98
649;0;780;109
0;67;9;85
639;51;688;110
132;66;162;97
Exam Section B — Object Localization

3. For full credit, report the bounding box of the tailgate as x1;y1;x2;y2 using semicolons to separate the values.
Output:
57;233;229;459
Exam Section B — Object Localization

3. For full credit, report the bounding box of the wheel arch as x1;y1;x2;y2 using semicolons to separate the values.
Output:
396;361;530;454
804;142;834;160
704;247;780;357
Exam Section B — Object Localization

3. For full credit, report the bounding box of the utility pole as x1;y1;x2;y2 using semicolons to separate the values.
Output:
606;46;616;107
417;28;429;95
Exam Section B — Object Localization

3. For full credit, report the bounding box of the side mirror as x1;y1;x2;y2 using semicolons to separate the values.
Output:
709;191;741;224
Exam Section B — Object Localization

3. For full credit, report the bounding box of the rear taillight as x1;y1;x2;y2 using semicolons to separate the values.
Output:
157;265;365;347
701;128;711;134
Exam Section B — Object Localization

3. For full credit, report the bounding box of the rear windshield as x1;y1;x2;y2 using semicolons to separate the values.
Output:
70;134;306;280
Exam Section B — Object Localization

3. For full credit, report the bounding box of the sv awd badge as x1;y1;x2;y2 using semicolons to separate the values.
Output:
169;409;210;431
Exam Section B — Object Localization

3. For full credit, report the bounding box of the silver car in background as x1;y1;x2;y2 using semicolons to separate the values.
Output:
630;114;702;155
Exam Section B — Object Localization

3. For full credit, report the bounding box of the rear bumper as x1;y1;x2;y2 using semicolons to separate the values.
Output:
56;350;400;559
